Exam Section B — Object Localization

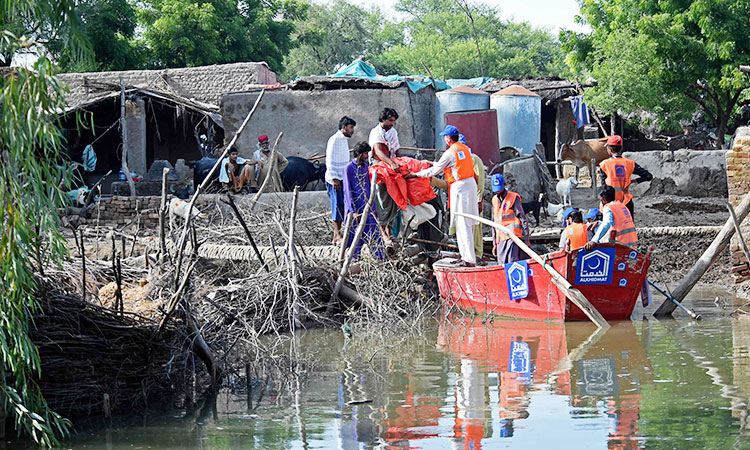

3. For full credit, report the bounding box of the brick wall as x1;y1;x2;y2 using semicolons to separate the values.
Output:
85;196;162;228
727;127;750;282
58;62;276;106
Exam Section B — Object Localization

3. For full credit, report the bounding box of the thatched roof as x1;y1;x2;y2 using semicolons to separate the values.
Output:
481;77;596;104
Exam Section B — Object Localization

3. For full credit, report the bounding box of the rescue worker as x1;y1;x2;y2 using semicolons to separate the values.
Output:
584;186;638;250
410;125;478;266
490;174;530;264
559;209;588;251
598;135;652;218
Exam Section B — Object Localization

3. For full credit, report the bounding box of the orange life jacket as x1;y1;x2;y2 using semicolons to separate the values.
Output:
605;201;638;246
443;142;475;185
492;191;523;242
599;157;636;205
564;222;588;250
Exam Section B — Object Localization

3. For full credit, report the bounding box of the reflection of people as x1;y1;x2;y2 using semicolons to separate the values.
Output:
584;186;638;250
325;116;356;244
411;125;478;266
343;142;385;259
219;148;255;193
368;108;401;243
490;174;530;264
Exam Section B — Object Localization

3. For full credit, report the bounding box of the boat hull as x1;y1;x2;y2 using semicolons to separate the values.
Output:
434;243;651;322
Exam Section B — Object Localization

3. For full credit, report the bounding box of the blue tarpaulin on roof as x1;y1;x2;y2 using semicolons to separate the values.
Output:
329;60;451;93
445;77;495;89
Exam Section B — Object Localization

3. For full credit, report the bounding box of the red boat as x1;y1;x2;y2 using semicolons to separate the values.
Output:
434;243;651;322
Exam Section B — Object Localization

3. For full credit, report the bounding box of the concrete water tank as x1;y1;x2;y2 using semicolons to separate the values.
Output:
435;86;490;148
490;85;541;155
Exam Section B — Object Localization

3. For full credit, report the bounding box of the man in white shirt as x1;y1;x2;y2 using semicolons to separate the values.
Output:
325;116;356;244
219;147;256;193
368;107;401;243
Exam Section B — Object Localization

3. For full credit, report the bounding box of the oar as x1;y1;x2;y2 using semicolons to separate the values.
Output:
455;212;610;330
646;279;702;320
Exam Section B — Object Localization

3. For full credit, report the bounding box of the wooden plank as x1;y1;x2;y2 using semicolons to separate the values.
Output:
455;212;610;329
654;189;750;317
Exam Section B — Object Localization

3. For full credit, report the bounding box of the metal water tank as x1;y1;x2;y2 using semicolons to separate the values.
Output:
435;86;490;148
490;85;541;155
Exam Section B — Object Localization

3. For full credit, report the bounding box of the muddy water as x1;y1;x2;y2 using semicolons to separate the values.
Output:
63;309;750;450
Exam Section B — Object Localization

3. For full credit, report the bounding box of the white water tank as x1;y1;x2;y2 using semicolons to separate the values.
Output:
490;85;541;155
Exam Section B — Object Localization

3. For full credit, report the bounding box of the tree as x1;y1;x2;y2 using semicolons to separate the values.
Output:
139;0;306;73
377;0;565;79
562;0;750;146
0;0;89;445
282;0;400;79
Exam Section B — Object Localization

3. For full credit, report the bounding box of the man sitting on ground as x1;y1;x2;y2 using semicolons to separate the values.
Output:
219;148;256;193
252;133;288;192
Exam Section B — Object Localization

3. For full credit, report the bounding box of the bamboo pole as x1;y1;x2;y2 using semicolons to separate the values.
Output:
654;189;750;317
338;213;354;265
455;211;610;329
159;167;169;259
727;202;750;271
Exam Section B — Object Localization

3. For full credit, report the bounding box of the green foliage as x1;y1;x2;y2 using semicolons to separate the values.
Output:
282;0;400;79
139;0;306;73
378;0;565;79
562;0;750;143
0;0;86;445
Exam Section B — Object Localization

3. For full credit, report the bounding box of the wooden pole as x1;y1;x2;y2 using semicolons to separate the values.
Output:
654;189;750;317
223;194;269;272
159;167;169;259
338;212;354;265
80;229;86;301
727;202;750;271
119;77;136;198
332;173;378;300
591;158;597;202
455;211;610;329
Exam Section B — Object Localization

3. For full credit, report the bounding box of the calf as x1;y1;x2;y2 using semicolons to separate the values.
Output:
169;198;207;232
280;157;326;191
556;177;578;206
560;138;610;179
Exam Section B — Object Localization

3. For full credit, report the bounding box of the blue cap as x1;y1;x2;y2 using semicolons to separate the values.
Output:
583;208;599;220
458;134;467;144
491;174;505;192
439;125;460;136
561;207;576;227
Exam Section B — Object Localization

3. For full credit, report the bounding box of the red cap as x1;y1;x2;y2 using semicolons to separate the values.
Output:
258;134;269;142
606;135;623;146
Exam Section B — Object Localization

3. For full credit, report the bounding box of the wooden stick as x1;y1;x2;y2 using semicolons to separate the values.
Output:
654;189;750;317
250;131;283;209
222;194;269;272
338;212;354;265
727;202;750;271
455;211;610;329
408;236;458;250
120;77;136;198
159;167;169;259
80;229;86;301
268;236;279;267
158;260;198;332
332;173;378;300
399;145;438;152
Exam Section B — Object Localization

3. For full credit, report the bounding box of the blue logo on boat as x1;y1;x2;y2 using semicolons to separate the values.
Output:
504;261;529;300
617;262;626;271
619;278;628;287
509;341;530;374
528;267;534;277
576;248;616;284
628;250;638;260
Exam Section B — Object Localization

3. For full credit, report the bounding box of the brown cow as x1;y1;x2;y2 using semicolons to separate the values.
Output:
560;138;610;179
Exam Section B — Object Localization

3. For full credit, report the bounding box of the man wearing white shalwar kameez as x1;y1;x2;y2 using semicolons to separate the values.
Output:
411;125;478;266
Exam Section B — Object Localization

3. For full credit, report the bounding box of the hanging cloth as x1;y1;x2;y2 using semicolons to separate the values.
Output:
570;96;591;129
82;144;97;172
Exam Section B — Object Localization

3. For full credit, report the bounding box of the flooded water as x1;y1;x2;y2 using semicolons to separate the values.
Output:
62;309;750;450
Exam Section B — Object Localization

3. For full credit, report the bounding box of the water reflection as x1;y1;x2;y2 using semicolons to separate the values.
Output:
59;315;750;449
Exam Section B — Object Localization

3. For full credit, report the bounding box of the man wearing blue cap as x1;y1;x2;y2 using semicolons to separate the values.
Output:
409;125;478;266
460;134;486;259
491;173;530;264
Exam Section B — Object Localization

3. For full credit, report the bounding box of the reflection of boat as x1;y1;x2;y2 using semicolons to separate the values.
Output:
434;243;651;321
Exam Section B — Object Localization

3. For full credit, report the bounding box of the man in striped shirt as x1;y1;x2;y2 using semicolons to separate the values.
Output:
325;116;356;244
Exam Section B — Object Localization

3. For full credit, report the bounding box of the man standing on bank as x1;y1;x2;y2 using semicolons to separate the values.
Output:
368;108;401;244
325;116;356;244
491;174;530;264
411;125;478;266
598;135;652;218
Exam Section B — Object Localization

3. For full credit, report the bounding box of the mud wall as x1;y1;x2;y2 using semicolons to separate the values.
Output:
221;87;436;159
727;127;750;282
625;150;728;198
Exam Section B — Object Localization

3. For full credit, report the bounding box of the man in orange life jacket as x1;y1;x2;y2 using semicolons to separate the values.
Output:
559;209;589;251
584;186;638;250
598;135;652;218
410;125;479;266
491;174;530;264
